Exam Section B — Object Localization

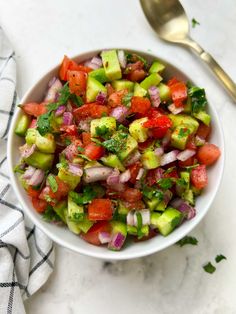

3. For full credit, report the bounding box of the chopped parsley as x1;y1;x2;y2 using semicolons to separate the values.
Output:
192;18;200;28
47;175;58;193
95;125;111;139
215;254;226;263
69;186;97;206
64;138;71;146
70;94;84;107
158;178;173;190
203;262;216;274
188;85;207;113
122;92;133;107
42;205;62;222
102;132;128;154
178;127;190;138
177;236;198;247
118;124;129;132
37;111;52;136
142;185;164;200
77;146;85;152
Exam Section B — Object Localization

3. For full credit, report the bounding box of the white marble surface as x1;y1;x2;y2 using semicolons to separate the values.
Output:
0;0;236;313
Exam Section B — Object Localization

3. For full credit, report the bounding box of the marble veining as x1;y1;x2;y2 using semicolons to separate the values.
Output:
0;0;235;313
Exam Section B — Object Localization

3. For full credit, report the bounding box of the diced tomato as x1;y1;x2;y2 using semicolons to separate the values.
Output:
126;69;147;82
81;221;111;246
21;102;47;117
27;186;41;198
143;116;172;129
197;143;221;166
125;61;144;73
130;96;151;115
67;70;87;96
168;78;187;107
178;156;195;168
144;116;172;139
82;132;92;146
84;142;104;160
146;169;158;186
138;138;154;151
39;177;70;201
146;108;163;119
163;168;179;179
60;124;78;136
196;123;211;140
190;165;208;189
167;77;179;87
128;162;142;184
122;188;142;202
59;55;92;81
186;135;197;150
108;89;128;108
122;200;145;210
73;103;109;119
32;197;47;213
88;199;113;221
29;119;37;129
106;83;115;96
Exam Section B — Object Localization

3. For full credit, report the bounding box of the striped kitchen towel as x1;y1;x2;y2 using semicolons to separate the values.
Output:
0;27;54;314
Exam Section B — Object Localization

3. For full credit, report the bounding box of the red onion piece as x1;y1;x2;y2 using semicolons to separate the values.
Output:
108;232;126;250
124;150;141;166
84;56;102;70
45;78;63;102
133;209;150;226
195;135;205;146
106;168;120;185
110;105;129;123
160;150;179;166
177;149;196;162
170;198;196;220
98;232;111;244
20;144;36;159
78;119;91;132
63;143;78;162
22;166;36;180
154;168;164;181
96;91;107;104
154;147;164;156
127;211;135;226
168;103;184;115
55;105;66;117
117;50;127;68
27;169;45;186
63;112;73;125
162;129;171;148
136;168;144;180
68;163;83;177
83;167;113;183
119;169;131;183
148;86;161;108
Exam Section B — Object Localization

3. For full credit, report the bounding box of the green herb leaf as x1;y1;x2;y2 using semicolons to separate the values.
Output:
102;132;128;154
188;85;207;113
95;125;111;139
177;236;198;247
69;186;97;206
37;111;52;136
178;127;190;138
158;178;173;190
77;146;85;152
14;164;25;174
192;18;200;28
70;94;84;107
203;262;216;274
42;205;62;222
142;185;164;200
47;175;58;193
57;82;71;105
122;92;133;107
215;254;226;263
78;154;92;161
64;138;71;146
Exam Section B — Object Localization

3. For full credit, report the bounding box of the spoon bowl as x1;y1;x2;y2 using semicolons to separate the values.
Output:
140;0;236;101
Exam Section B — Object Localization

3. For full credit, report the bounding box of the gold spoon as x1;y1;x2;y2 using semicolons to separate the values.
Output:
140;0;236;102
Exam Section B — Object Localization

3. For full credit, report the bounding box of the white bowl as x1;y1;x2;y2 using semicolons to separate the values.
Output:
8;49;224;260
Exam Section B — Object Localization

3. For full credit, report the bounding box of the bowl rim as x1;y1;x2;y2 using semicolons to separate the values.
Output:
7;48;225;260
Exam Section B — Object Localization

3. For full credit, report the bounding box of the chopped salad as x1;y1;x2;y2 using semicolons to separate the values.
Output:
14;50;221;251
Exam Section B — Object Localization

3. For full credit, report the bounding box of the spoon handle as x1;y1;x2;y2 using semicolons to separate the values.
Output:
184;38;236;102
